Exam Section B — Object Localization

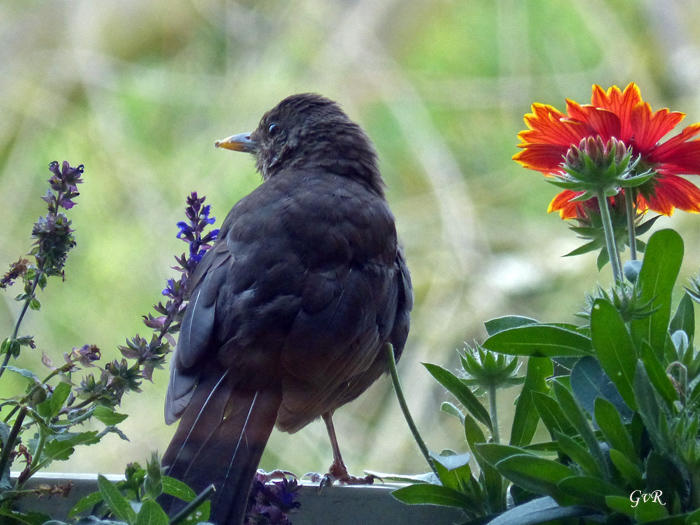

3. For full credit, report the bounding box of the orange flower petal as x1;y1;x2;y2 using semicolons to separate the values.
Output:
548;190;585;219
565;102;621;142
591;83;642;141
654;140;700;174
629;103;685;152
639;174;700;215
520;104;592;148
513;144;567;172
649;123;700;162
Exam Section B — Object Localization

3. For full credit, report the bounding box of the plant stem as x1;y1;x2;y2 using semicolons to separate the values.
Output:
0;273;41;381
624;190;638;260
384;343;440;479
488;383;500;444
0;406;27;479
170;484;216;525
596;191;623;285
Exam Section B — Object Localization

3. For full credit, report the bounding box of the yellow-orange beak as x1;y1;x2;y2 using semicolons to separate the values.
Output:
214;132;257;153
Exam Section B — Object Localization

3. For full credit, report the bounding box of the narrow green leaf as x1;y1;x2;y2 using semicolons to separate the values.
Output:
510;357;552;447
94;405;129;426
440;401;464;423
532;391;576;438
630;229;683;355
487;496;595;525
476;443;534;469
609;448;642;486
633;362;665;451
483;325;592;358
464;414;502;511
571;356;632;420
423;363;492;431
639;342;678;407
634;497;669;522
669;292;694;343
484;316;538;336
42;431;100;462
552;430;601;477
557;475;625;507
98;474;136;523
564;239;603;258
135;499;169;525
551;381;608;477
590;299;637;410
494;455;575;500
594;397;636;460
4;366;40;383
605;495;636;517
391;483;473;508
68;490;103;517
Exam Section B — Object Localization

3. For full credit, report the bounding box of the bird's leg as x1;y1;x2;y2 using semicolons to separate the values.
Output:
319;412;379;486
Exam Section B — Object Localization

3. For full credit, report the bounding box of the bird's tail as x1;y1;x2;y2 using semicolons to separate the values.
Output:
162;371;282;525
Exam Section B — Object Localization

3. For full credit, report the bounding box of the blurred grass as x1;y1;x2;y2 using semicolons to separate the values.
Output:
1;0;699;476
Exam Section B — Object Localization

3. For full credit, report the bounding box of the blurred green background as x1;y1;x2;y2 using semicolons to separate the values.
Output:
1;0;699;477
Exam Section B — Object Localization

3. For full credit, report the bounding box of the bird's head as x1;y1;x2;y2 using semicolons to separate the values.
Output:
215;93;383;194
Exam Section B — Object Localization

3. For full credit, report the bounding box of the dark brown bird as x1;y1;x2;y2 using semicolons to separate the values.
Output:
161;93;412;524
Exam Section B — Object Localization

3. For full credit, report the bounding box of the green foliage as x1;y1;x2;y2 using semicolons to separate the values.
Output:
394;229;700;523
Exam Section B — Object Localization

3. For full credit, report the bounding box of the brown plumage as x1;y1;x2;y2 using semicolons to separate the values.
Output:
161;94;412;524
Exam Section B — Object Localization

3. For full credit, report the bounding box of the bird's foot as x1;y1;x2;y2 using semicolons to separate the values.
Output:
305;461;382;487
256;469;297;483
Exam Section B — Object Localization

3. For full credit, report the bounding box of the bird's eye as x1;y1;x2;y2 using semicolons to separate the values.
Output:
268;123;279;135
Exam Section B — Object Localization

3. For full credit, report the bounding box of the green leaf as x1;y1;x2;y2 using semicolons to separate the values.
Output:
423;363;492;431
391;483;473;508
570;356;632;420
464;414;502;511
487;496;596;525
551;380;608;477
605;495;636;517
494;455;575;500
42;431;100;462
531;391;576;438
135;500;169;525
510;357;552;447
483;325;592;358
98;474;137;523
0;508;52;525
630;229;683;356
634;497;669;522
94;405;129;426
593;397;636;460
37;381;72;419
476;443;534;469
557;475;625;508
440;401;464;423
590;298;637;410
431;451;472;492
609;448;642;486
669;292;694;343
484;316;538;336
639;342;678;407
633;362;666;452
552;430;601;477
4;366;40;383
161;475;196;502
69;490;104;517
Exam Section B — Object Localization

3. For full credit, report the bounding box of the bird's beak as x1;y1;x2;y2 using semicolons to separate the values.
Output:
214;132;258;153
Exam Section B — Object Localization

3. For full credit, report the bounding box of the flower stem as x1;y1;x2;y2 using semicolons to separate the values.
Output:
384;343;439;479
0;273;41;381
488;383;500;444
624;190;638;260
596;191;623;284
0;406;27;480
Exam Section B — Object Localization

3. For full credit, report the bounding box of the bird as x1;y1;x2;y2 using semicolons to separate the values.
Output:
161;93;412;524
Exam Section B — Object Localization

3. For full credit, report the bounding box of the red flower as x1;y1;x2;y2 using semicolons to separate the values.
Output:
514;83;700;218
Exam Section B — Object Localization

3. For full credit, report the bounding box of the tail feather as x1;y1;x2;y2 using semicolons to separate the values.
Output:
162;373;282;525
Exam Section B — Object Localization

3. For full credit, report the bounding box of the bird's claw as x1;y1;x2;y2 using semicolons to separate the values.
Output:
256;469;297;483
305;463;382;487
